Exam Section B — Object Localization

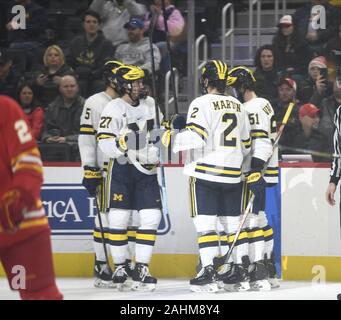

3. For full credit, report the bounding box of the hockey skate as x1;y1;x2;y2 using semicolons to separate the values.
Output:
131;263;157;291
265;253;280;289
216;263;233;289
112;264;128;291
93;261;114;288
249;261;271;291
190;265;218;293
124;259;135;287
223;263;250;292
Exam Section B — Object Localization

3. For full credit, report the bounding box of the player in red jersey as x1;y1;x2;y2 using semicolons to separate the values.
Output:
0;95;62;300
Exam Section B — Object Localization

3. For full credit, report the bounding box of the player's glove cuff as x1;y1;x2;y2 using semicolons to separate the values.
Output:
84;166;102;179
246;171;262;184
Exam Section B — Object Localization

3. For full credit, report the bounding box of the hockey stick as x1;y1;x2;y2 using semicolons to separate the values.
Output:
148;10;170;217
160;0;179;115
213;102;295;269
94;185;111;271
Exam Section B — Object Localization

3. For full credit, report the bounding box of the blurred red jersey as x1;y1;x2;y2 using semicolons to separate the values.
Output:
0;95;48;240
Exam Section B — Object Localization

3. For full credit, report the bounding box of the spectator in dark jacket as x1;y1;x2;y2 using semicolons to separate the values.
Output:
318;76;341;154
6;0;48;70
298;55;333;105
68;10;114;98
34;45;74;108
272;15;311;80
16;81;44;140
0;48;20;98
41;75;84;161
293;0;339;56
253;45;280;105
324;21;341;80
280;103;330;162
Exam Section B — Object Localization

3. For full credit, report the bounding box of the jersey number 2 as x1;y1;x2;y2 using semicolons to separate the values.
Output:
221;113;237;147
15;120;32;144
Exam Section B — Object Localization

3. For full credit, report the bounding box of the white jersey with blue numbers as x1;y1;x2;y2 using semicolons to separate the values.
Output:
173;93;252;184
97;96;162;175
78;91;113;170
242;97;279;184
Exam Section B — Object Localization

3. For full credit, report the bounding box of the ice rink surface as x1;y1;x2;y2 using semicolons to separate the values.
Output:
0;278;340;300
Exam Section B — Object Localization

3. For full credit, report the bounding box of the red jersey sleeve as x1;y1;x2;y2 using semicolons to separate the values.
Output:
0;96;43;199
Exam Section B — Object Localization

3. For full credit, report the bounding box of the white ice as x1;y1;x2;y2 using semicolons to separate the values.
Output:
0;278;340;300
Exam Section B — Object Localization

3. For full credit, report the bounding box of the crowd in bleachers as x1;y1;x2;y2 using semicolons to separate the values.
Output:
0;0;341;162
253;0;341;162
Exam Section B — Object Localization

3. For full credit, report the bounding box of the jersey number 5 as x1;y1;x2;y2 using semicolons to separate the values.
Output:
221;113;237;147
14;120;32;144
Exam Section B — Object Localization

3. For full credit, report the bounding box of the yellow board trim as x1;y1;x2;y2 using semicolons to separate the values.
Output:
2;254;341;279
282;256;341;281
0;253;199;278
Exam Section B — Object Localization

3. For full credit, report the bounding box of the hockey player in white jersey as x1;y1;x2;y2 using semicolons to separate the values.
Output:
228;66;280;290
79;60;124;288
172;60;252;293
97;64;162;291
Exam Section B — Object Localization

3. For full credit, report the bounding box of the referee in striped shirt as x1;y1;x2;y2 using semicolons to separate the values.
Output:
326;103;341;206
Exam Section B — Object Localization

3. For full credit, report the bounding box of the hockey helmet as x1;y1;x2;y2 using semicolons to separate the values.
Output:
114;64;145;99
103;60;124;85
227;66;256;91
200;60;228;94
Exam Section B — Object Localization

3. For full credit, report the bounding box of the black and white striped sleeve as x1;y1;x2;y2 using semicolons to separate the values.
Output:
330;105;341;185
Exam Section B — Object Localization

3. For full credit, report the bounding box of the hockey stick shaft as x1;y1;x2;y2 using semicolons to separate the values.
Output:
94;186;111;270
148;10;170;216
215;102;295;267
160;0;179;115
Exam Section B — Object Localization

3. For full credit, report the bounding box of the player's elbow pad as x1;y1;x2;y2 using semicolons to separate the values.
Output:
98;139;124;158
173;130;206;153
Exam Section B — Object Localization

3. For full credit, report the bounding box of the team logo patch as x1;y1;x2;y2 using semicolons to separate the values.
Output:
113;193;124;201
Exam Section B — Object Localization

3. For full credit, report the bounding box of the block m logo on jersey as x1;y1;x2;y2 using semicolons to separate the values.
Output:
113;193;124;202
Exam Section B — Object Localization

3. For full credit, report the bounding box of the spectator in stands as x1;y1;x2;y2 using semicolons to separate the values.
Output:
0;48;20;98
144;0;186;75
89;0;147;48
298;56;332;105
274;77;300;126
68;10;114;98
115;17;161;75
16;81;44;140
40;75;84;161
324;21;341;80
272;15;311;80
6;0;48;70
34;45;75;108
293;0;339;56
253;45;279;105
318;74;341;154
280;103;329;162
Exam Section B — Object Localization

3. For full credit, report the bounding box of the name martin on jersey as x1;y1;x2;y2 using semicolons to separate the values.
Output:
212;99;241;112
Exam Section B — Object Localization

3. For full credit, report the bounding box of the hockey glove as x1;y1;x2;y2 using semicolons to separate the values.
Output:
0;188;36;233
82;166;102;197
116;131;147;152
171;114;187;130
